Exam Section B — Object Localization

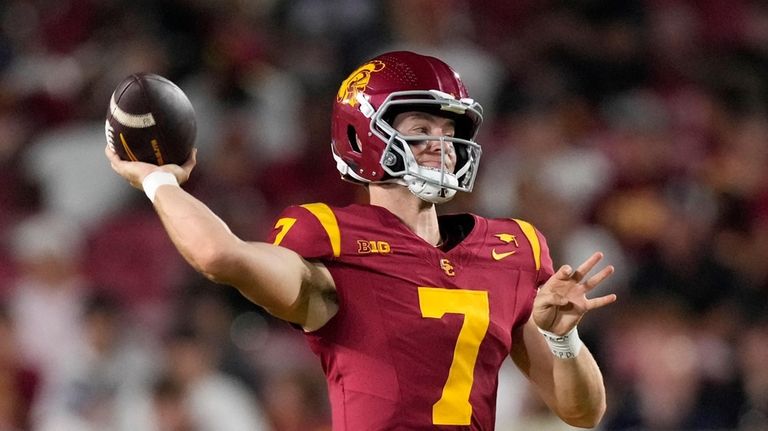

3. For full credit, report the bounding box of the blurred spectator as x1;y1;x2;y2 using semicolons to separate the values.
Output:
503;384;587;431
0;305;39;431
603;298;744;430
83;208;187;335
21;123;134;225
182;6;306;164
147;374;198;431
0;105;37;237
5;211;90;419
187;115;271;240
163;327;270;431
617;171;742;315
383;0;504;118
276;0;382;93
171;281;264;394
494;359;528;430
232;319;331;430
263;369;330;431
477;98;616;220
33;292;158;431
120;373;201;431
736;316;768;430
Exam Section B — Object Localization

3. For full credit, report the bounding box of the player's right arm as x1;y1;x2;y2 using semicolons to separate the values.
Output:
105;146;338;330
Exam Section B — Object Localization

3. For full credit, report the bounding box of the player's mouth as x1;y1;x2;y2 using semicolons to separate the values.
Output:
419;163;455;173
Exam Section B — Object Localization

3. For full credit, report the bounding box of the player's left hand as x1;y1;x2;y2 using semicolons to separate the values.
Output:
533;252;616;336
105;144;196;190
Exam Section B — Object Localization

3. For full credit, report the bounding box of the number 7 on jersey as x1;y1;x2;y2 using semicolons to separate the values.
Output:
418;287;490;425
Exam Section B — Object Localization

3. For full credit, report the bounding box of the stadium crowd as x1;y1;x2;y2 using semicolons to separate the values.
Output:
0;0;767;429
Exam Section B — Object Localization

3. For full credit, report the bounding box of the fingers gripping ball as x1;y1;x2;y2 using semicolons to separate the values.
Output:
105;73;196;165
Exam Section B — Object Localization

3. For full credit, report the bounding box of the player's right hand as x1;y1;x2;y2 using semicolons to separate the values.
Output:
105;144;197;190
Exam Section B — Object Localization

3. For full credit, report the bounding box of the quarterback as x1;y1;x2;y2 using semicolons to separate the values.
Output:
106;51;616;430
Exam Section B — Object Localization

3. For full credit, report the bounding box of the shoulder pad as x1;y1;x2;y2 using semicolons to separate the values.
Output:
267;203;341;259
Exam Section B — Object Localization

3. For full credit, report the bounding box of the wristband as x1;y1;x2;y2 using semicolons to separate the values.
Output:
537;326;583;359
142;171;179;203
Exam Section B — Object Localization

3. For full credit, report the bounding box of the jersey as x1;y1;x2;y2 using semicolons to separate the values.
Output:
267;203;554;430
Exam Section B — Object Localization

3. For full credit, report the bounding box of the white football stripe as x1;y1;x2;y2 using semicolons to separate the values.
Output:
110;93;156;128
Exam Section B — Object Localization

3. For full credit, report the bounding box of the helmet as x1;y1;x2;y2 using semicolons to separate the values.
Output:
331;51;483;203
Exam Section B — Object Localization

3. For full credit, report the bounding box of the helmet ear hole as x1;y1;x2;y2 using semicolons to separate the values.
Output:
383;142;406;174
347;126;361;153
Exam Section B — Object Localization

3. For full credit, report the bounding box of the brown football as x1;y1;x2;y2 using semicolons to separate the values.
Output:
105;73;196;165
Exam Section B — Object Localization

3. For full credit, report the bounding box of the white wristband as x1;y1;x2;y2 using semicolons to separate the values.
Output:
142;171;179;203
537;326;583;359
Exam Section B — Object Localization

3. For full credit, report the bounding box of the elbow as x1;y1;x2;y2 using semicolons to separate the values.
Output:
560;401;606;429
189;241;238;283
563;416;602;429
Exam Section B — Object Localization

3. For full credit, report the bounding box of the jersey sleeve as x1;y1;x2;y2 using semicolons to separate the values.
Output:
265;202;342;260
534;228;555;286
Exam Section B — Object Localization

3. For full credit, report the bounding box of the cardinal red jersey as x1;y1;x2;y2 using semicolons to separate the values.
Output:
267;203;554;430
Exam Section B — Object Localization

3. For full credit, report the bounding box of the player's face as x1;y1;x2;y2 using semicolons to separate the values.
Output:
392;111;457;173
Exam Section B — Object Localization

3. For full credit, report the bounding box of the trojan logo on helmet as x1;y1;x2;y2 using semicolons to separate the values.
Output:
337;60;386;107
330;51;484;204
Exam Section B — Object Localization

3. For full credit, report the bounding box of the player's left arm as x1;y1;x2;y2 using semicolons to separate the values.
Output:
511;252;616;428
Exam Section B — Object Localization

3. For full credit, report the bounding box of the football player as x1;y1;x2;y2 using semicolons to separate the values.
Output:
106;51;616;430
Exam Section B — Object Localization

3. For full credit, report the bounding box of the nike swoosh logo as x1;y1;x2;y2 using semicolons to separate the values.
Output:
492;249;516;260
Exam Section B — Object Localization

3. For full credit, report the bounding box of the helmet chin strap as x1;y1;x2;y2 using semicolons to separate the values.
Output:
403;168;458;204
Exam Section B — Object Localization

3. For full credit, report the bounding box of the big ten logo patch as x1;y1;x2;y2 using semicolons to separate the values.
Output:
357;240;392;254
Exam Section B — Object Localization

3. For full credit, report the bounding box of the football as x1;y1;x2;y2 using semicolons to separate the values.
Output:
105;73;196;165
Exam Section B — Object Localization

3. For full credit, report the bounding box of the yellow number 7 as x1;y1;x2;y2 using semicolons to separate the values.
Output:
418;287;490;425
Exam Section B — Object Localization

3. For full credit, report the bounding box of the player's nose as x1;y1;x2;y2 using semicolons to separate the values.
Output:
426;136;453;154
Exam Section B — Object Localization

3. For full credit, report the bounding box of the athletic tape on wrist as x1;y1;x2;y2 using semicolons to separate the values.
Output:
537;326;583;359
142;171;179;203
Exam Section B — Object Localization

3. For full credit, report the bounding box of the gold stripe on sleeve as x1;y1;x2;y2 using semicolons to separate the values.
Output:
513;219;541;271
301;203;342;257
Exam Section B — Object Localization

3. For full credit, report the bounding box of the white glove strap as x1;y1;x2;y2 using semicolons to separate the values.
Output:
537;326;583;359
142;171;179;203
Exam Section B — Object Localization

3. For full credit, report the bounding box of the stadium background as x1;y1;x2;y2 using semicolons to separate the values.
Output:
0;0;766;429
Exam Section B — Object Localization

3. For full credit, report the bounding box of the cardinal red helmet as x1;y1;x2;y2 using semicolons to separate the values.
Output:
331;51;483;202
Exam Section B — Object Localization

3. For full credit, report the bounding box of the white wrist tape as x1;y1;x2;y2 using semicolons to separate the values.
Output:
537;326;583;359
142;171;179;203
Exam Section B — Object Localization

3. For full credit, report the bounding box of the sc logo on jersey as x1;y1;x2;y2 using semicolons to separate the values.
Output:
357;240;391;254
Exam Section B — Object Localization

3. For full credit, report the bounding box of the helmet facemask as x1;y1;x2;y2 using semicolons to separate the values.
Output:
368;90;483;203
